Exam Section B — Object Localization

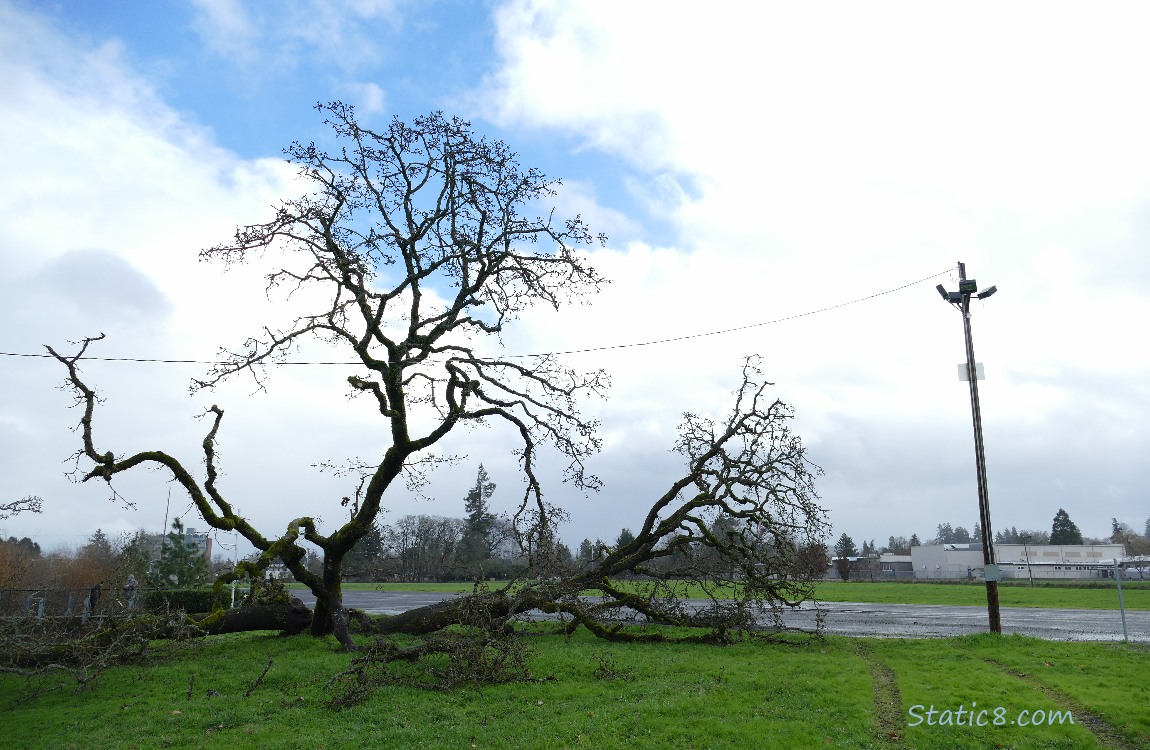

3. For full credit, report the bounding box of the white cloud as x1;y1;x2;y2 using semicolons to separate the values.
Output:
190;0;260;61
340;80;387;115
4;0;1149;555
190;0;410;72
472;0;1150;543
0;5;379;549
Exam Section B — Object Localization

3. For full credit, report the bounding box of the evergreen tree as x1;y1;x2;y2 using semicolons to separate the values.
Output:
952;526;971;543
996;526;1022;544
79;528;114;560
972;523;982;543
884;535;911;555
157;518;209;587
1050;508;1084;545
615;528;636;548
7;536;41;556
909;533;921;548
833;534;857;580
576;538;594;565
933;523;955;544
553;542;574;570
459;465;497;577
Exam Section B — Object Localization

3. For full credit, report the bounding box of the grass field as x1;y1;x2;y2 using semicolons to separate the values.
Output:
2;628;1147;749
296;580;1150;610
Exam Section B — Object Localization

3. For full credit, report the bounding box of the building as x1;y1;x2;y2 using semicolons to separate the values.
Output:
878;553;914;580
139;528;213;564
996;543;1124;581
182;528;213;562
824;554;913;580
911;544;984;580
910;543;1126;581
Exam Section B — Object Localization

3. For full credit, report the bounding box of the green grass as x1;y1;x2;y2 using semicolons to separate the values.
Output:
814;581;1150;610
2;629;1147;749
315;580;1150;610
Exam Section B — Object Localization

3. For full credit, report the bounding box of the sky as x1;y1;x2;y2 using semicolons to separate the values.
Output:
2;0;1149;559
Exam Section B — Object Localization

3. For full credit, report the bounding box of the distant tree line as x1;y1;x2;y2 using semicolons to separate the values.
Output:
0;520;217;593
831;508;1150;582
330;466;833;585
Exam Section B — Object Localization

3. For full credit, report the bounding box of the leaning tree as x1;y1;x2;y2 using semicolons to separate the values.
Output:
368;357;829;644
49;104;828;649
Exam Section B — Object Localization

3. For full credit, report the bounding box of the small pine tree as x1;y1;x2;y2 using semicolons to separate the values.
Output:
80;528;114;560
833;534;857;580
459;465;497;577
615;528;635;548
157;518;209;587
576;538;594;565
1050;508;1084;545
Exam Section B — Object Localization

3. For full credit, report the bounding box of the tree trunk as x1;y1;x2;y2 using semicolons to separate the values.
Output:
310;557;358;650
358;587;562;636
191;598;312;636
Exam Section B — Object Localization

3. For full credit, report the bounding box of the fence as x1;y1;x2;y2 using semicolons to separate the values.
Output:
0;585;141;621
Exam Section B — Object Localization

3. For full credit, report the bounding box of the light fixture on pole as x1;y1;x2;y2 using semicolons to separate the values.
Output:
937;261;1001;634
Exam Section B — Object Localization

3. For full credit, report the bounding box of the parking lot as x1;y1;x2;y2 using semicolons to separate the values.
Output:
290;589;1147;642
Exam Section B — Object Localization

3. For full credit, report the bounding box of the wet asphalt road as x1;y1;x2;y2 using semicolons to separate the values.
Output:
291;590;1147;642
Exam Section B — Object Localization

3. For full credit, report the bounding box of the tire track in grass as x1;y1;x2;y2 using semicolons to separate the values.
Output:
983;658;1142;750
853;641;903;746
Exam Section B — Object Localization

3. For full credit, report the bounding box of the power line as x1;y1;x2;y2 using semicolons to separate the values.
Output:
523;268;953;357
1;268;952;365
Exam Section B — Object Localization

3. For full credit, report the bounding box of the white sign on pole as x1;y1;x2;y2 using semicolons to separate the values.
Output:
958;363;985;381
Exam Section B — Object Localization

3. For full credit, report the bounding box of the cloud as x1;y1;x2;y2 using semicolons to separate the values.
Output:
33;249;174;321
340;80;387;115
190;0;260;61
190;0;410;72
4;0;1149;556
470;0;1150;543
0;4;356;548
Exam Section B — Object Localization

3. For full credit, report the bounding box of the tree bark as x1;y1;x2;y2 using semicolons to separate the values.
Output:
190;598;312;636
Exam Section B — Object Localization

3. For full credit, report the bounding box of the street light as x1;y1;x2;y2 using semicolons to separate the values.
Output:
937;261;1002;634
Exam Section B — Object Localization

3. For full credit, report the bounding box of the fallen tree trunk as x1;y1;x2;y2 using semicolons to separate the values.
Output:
357;588;560;636
189;598;313;636
2;600;314;671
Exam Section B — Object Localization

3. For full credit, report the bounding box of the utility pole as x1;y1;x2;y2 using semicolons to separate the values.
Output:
936;262;1002;634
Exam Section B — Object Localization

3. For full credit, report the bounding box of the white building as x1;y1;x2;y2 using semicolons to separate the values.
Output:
996;543;1124;581
910;543;1126;580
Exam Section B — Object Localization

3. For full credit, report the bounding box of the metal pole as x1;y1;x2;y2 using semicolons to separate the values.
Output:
1115;560;1129;643
958;262;1002;634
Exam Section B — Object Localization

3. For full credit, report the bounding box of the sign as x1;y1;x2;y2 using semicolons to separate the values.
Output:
958;363;985;381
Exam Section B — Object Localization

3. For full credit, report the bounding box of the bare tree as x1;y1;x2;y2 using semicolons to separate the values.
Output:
47;106;828;652
48;104;607;648
369;358;829;643
0;495;43;520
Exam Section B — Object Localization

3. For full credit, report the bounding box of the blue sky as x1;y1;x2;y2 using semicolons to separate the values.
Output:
31;0;652;242
3;0;1150;557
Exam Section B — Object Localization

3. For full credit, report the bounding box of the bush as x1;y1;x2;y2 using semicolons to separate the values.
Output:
143;588;218;614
